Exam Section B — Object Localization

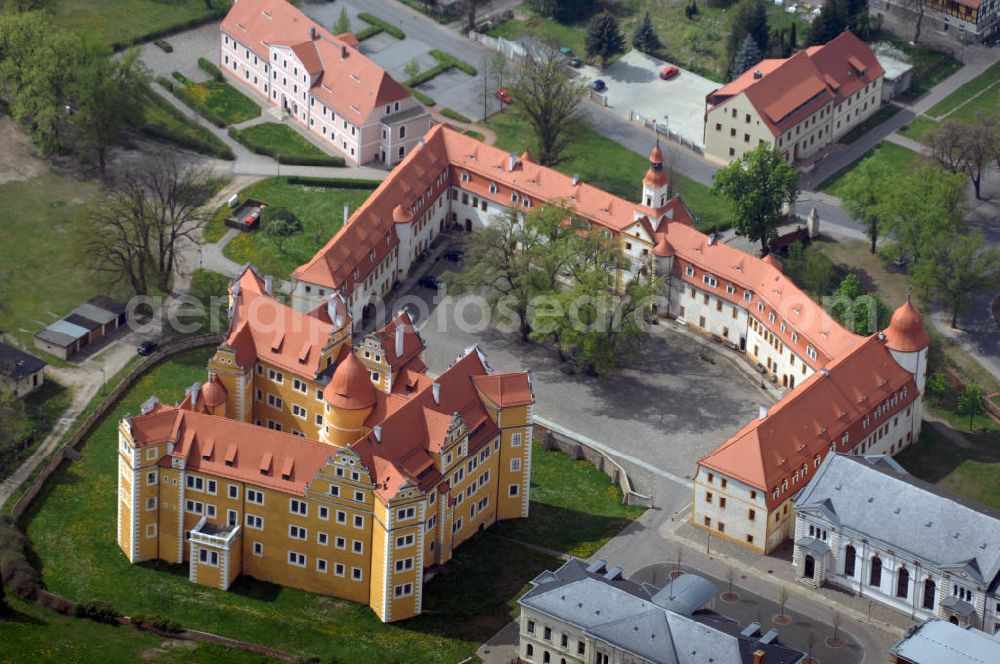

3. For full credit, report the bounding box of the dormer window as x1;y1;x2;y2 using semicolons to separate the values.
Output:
461;171;470;183
511;192;519;203
489;182;498;194
523;197;532;208
685;266;695;277
743;290;752;301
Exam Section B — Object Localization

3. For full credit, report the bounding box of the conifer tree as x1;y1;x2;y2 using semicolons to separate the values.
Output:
726;0;769;72
729;34;762;81
631;11;661;53
333;7;351;35
585;12;626;68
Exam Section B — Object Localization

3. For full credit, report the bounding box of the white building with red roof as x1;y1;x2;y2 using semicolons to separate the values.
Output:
704;31;884;165
220;0;430;166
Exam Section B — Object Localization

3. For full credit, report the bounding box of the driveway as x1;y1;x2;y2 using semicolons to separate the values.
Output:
578;50;718;149
301;0;495;121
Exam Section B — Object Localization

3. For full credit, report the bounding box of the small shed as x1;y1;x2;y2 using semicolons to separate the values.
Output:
34;296;127;360
0;332;47;398
876;52;913;100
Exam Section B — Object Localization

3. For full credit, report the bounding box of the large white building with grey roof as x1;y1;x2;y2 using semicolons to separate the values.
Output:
889;618;1000;664
793;453;1000;634
517;558;804;664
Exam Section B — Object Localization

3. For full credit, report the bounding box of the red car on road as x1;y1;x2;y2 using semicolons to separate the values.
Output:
659;65;680;80
495;88;513;105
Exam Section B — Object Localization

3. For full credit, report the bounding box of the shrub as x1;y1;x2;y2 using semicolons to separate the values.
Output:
171;71;191;85
284;176;381;189
357;12;404;39
0;516;40;600
75;599;121;624
154;39;173;53
156;75;174;92
355;25;382;41
137;89;235;160
926;372;950;400
405;86;435;107
198;57;225;82
430;49;477;76
150;616;183;633
441;107;472;123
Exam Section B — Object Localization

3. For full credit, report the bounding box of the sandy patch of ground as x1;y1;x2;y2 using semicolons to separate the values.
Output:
0;116;46;185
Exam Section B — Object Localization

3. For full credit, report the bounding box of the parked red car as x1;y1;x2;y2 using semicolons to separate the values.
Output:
494;88;513;105
659;65;680;80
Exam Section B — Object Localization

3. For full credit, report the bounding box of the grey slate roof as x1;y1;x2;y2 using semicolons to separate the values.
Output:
795;454;1000;588
795;537;830;556
35;319;90;347
889;619;1000;664
72;302;117;326
0;342;46;379
519;559;804;664
650;574;719;616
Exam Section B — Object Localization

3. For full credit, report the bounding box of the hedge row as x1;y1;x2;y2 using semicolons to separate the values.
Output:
137;89;235;160
357;12;404;39
285;176;381;189
154;39;173;53
160;75;229;129
130;613;183;633
429;49;478;76
110;6;228;52
355;25;382;41
227;128;346;167
405;85;435;107
198;57;225;82
75;600;120;624
0;515;40;601
440;107;471;123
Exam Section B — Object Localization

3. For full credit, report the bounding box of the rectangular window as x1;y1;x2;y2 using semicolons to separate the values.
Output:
396;534;415;547
289;525;307;540
319;506;329;520
287;551;306;567
511;432;522;446
353;540;363;554
253;542;263;556
289;499;308;516
509;484;519;497
317;558;328;573
246;514;264;529
353;515;364;528
228;484;239;499
335;536;346;549
394;583;413;597
396;507;416;520
511;458;521;472
352;567;363;581
247;489;264;505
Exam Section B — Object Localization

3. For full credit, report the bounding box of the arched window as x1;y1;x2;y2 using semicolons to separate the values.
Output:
844;545;856;577
923;578;936;610
896;566;910;598
870;555;883;587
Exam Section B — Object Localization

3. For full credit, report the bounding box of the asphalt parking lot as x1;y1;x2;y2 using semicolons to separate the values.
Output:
388;237;764;488
578;50;718;150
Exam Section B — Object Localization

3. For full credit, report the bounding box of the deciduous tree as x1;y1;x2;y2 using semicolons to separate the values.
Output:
838;156;891;254
263;207;303;254
585;12;625;69
509;43;587;166
928;117;1000;200
956;382;985;431
912;231;1000;328
712;144;800;255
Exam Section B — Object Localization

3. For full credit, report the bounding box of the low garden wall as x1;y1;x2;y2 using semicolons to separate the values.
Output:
10;333;223;521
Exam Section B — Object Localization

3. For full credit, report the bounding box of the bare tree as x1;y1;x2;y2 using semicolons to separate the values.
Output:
960;116;1000;200
510;43;587;166
778;587;788;618
831;610;842;643
727;566;735;594
806;630;816;662
926;120;969;175
77;156;212;295
466;0;477;32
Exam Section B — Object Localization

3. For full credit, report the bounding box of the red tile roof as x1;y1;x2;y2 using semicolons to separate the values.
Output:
131;408;335;495
883;299;930;353
221;0;410;123
699;335;917;508
324;347;377;410
708;30;884;137
369;309;425;372
224;266;342;378
472;373;533;407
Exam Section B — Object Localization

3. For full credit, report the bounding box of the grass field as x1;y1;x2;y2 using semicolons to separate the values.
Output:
174;76;261;127
213;178;376;280
0;173;132;355
21;346;625;661
0;596;279;664
489;1;808;83
53;0;222;47
228;123;345;166
486;110;731;231
0;379;72;481
925;60;1000;118
897;115;938;144
895;426;1000;511
492;442;645;557
138;89;235;160
819;143;924;198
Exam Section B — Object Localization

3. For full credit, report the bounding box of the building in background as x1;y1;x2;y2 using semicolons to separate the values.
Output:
704;31;884;165
517;558;805;664
794;454;1000;633
117;265;533;622
889;618;1000;663
220;0;431;167
872;0;999;48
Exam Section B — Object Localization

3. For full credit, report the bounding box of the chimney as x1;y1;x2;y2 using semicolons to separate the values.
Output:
603;566;623;581
432;383;441;405
752;650;766;664
341;45;348;60
186;382;201;406
507;152;517;171
140;396;160;415
418;138;425;149
395;323;404;358
571;174;580;186
263;275;273;295
707;233;716;246
753;70;763;79
310;26;317;40
758;405;768;420
373;425;382;442
343;201;350;226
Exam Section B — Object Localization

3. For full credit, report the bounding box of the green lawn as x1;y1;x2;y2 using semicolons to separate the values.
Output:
0;596;278;664
138;89;235;160
174;76;261;127
493;442;645;557
486;110;731;232
819;143;924;198
0;379;72;480
53;0;223;47
897;115;939;144
895;425;1000;511
228;123;345;166
0;173;130;356
925;60;1000;118
214;178;377;280
489;1;808;83
19;346;570;662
